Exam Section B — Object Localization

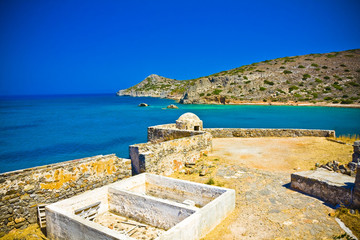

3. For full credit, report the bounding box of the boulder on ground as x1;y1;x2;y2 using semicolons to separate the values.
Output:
138;103;149;107
167;104;178;109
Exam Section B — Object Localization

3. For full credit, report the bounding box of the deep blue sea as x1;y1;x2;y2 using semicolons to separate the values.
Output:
0;94;359;173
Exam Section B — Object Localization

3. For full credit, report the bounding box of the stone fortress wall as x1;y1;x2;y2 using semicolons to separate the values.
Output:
0;155;131;235
206;128;335;138
0;112;356;236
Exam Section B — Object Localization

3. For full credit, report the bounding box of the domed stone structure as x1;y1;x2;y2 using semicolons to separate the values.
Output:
176;112;203;131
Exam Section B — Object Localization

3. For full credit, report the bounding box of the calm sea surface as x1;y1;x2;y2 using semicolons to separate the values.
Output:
0;94;359;173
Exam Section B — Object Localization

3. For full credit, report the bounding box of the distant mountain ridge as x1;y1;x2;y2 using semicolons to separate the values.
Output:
117;49;360;105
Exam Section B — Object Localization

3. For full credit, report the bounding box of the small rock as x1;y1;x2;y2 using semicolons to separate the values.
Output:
185;163;195;168
24;184;35;192
138;103;148;107
7;221;15;227
199;168;208;176
14;217;25;224
167;104;178;109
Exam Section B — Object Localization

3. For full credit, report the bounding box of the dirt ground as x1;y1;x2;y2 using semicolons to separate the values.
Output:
211;137;353;172
169;137;355;240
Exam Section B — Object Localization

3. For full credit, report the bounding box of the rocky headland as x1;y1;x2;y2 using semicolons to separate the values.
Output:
117;49;360;106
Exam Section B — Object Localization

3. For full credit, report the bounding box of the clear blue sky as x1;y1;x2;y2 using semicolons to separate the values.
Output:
1;0;359;96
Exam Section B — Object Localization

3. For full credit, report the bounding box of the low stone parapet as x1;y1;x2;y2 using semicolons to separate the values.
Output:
206;128;335;138
291;169;356;207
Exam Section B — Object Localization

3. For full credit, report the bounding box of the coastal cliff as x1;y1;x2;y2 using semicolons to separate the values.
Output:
117;49;360;105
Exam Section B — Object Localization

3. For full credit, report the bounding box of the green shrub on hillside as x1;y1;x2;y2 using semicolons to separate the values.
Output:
341;99;353;104
332;83;343;90
283;70;292;74
264;80;274;85
302;74;311;80
212;89;223;95
298;65;305;68
311;63;319;67
315;78;323;83
349;81;359;87
324;76;330;80
259;87;266;91
289;86;299;92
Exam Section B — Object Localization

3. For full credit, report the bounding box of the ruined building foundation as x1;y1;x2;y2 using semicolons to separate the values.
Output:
46;173;235;240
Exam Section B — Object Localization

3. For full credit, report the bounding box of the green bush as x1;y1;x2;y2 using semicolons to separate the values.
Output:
279;66;285;69
324;76;330;80
341;99;354;104
259;87;266;91
264;80;274;85
312;93;318;98
311;63;319;67
332;84;343;90
326;53;337;58
298;65;305;68
207;93;211;96
200;93;205;97
349;81;359;87
243;76;248;80
324;97;333;100
283;70;292;74
302;74;311;80
342;95;349;98
289;86;299;92
344;69;350;72
212;89;223;95
322;66;328;69
244;80;251;84
315;78;323;83
340;64;346;67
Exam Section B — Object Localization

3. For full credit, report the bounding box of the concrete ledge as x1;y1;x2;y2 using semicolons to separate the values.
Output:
291;169;355;206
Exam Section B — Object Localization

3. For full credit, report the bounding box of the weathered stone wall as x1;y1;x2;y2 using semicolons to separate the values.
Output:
147;124;204;143
206;128;335;138
0;154;131;236
291;169;357;207
354;166;360;208
130;132;212;176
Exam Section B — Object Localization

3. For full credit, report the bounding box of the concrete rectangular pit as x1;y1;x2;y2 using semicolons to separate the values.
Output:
46;173;235;240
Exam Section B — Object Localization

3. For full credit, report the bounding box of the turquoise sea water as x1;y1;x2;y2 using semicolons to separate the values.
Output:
0;94;359;173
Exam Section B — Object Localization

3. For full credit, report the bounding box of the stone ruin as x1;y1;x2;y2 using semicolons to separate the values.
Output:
349;140;360;171
46;173;235;240
291;141;360;209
